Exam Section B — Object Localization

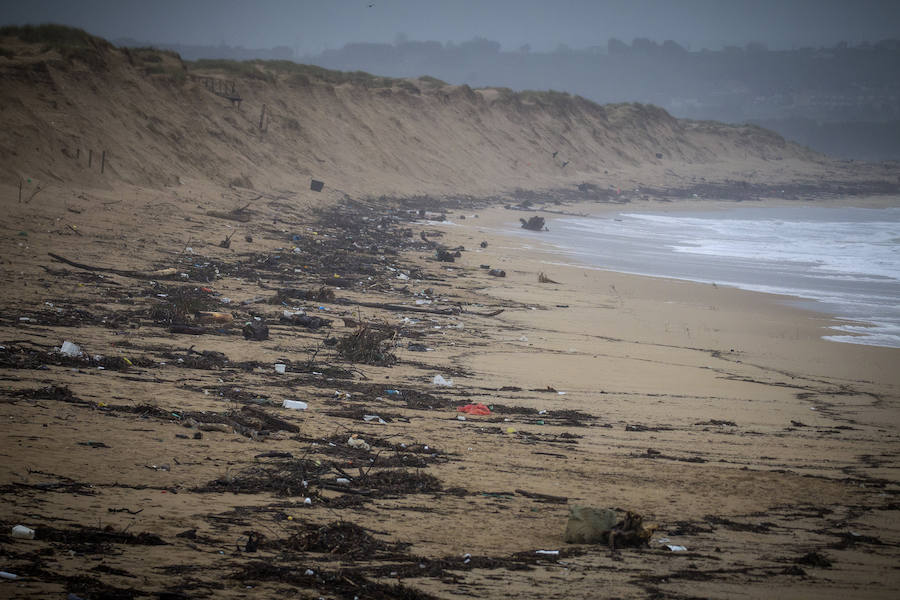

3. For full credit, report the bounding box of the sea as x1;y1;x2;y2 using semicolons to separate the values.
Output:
511;204;900;348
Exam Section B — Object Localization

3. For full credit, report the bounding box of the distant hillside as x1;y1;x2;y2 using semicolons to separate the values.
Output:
0;26;895;200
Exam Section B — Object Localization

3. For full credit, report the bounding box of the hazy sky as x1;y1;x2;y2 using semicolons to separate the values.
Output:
2;0;898;54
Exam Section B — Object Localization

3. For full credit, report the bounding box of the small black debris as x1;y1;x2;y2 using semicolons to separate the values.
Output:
436;249;456;262
242;319;269;341
488;269;506;277
520;216;547;231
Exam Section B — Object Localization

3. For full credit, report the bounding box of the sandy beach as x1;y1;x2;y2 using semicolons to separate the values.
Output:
1;180;898;599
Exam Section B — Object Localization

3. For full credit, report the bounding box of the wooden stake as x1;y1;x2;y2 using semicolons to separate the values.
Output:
88;149;92;168
101;150;106;174
18;178;22;203
259;104;266;130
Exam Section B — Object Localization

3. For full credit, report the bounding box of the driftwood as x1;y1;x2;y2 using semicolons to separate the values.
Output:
48;253;176;279
515;488;568;504
538;272;560;284
335;299;461;316
207;198;259;222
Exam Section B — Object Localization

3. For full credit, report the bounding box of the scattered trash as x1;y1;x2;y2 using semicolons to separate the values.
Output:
457;403;491;416
488;269;506;277
385;389;401;396
480;241;488;248
666;545;687;552
335;477;351;486
535;550;559;556
59;341;81;357
11;525;35;540
303;497;312;505
457;415;466;421
433;374;453;387
310;179;324;192
274;363;286;374
347;435;371;451
0;571;19;580
283;399;308;410
363;414;387;424
242;319;269;340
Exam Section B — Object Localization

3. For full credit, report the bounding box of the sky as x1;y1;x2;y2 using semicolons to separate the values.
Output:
1;0;899;55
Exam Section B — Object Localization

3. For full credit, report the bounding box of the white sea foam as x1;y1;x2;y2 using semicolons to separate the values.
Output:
519;205;900;348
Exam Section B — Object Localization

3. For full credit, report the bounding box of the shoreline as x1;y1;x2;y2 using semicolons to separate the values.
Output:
448;196;900;351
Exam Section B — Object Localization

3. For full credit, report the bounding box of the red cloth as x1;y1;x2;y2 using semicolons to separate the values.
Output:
457;403;491;415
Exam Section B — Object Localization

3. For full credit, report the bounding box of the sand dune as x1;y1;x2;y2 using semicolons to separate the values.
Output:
2;34;896;201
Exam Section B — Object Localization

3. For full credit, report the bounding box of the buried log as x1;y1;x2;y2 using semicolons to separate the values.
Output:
564;506;656;548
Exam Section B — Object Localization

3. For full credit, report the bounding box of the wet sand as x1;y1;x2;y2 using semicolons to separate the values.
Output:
1;184;898;599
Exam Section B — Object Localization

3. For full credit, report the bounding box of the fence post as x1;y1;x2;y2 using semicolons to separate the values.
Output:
101;150;106;174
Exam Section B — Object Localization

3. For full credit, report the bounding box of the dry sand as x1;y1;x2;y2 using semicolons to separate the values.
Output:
1;181;898;600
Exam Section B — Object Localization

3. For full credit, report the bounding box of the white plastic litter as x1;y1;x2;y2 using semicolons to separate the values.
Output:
666;545;687;552
303;497;312;505
0;571;18;580
347;436;371;451
433;375;453;387
60;341;82;357
11;525;35;540
535;550;559;556
363;414;387;424
274;363;286;374
282;400;308;410
335;477;350;485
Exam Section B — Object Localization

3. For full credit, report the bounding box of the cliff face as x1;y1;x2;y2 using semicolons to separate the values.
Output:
0;33;855;199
